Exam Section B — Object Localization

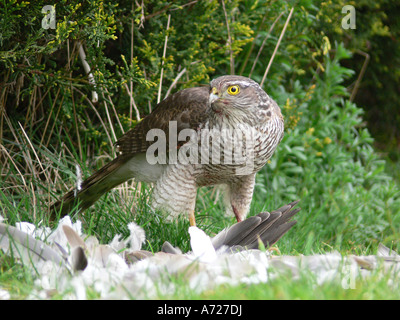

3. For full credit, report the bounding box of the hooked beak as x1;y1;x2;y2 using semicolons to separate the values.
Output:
209;87;219;104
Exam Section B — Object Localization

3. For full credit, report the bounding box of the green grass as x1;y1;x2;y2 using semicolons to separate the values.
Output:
165;270;400;300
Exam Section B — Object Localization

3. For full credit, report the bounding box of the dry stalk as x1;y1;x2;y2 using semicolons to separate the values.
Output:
103;99;117;144
103;88;125;134
0;144;27;189
260;7;294;87
78;42;99;103
117;70;141;122
350;50;370;102
40;87;61;146
165;67;187;99
18;122;50;182
72;87;114;147
249;12;284;79
157;14;171;104
221;0;234;75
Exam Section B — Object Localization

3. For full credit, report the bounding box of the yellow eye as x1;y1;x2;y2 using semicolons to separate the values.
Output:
227;85;240;95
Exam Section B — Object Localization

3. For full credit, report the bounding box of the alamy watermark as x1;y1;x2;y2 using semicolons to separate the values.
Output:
342;5;356;30
341;264;356;289
42;5;56;30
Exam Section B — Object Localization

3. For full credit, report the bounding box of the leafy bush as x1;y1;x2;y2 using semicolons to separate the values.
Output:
313;0;400;154
254;43;400;252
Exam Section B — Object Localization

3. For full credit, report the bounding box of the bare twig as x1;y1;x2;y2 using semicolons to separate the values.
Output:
144;3;171;21
78;42;99;103
165;67;187;99
249;12;284;79
221;0;234;75
170;0;199;11
67;39;71;70
24;85;36;128
117;70;141;122
103;99;117;144
0;144;27;189
40;87;61;146
30;181;37;220
18;122;49;182
123;81;142;122
239;12;268;76
130;2;135;121
350;50;370;102
72;87;113;146
70;84;82;160
4;113;35;176
260;7;294;87
103;89;125;134
157;14;171;104
138;0;145;28
45;95;64;149
142;67;152;113
0;71;10;142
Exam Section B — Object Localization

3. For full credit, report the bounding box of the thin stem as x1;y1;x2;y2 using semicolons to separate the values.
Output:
249;12;284;79
260;7;294;87
157;14;171;104
221;0;234;75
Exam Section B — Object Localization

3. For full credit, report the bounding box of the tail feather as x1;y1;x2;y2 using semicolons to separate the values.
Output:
50;156;131;219
211;200;300;251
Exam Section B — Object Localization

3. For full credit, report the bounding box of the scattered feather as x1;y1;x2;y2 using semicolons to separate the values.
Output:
126;222;146;251
189;226;217;263
74;164;82;197
62;225;86;250
0;223;64;268
0;288;10;300
161;241;182;254
71;246;88;272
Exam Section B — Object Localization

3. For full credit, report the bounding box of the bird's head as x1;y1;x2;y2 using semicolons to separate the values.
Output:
208;75;280;124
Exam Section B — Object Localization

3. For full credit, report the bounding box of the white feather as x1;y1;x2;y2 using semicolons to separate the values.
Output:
126;222;146;251
189;226;217;263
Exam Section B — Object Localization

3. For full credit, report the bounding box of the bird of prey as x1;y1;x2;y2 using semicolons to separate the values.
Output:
52;75;284;225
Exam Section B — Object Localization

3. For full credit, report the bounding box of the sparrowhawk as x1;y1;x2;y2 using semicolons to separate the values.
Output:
52;75;284;225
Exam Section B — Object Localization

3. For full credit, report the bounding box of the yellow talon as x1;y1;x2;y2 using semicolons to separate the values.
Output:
268;246;281;255
189;211;196;227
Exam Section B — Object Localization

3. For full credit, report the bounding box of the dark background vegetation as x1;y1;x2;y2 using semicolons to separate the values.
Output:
0;0;399;253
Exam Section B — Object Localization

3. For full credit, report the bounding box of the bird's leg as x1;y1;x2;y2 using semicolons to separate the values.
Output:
232;206;243;223
226;174;256;223
268;246;281;255
189;210;196;227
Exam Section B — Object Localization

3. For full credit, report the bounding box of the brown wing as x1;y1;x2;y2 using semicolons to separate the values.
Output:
50;86;211;218
116;86;210;155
